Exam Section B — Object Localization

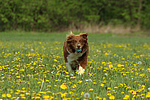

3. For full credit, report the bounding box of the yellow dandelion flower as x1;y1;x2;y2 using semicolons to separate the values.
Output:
21;90;26;93
2;94;6;97
7;93;11;98
114;86;118;89
100;83;104;87
109;95;115;100
60;83;68;90
107;87;111;90
146;92;150;98
142;85;145;89
61;92;67;98
16;75;20;78
26;92;30;95
89;88;93;92
107;91;111;96
62;98;71;100
103;98;106;100
88;60;93;63
20;94;25;97
72;84;77;88
122;58;125;60
108;64;113;69
54;59;57;62
20;68;25;71
93;82;97;85
81;91;84;96
35;96;40;99
66;75;70;78
105;52;108;56
21;96;26;99
43;95;49;99
117;64;124;67
132;91;136;95
101;61;106;65
37;82;41;84
96;96;101;99
147;68;150;72
77;80;82;84
123;94;129;100
103;80;106;83
30;66;34;69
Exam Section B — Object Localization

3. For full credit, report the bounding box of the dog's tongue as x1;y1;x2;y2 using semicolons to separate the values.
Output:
76;48;82;53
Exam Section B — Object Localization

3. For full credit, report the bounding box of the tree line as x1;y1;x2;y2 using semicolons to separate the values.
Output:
0;0;150;32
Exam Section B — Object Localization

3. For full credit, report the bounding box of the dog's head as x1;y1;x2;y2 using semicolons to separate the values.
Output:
66;32;88;53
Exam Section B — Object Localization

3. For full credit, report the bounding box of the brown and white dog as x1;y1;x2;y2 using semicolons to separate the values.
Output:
63;32;89;75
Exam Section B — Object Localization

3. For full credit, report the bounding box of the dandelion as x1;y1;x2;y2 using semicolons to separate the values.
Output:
114;86;118;89
62;98;71;100
107;87;111;90
103;98;106;100
138;61;142;64
84;93;90;98
148;87;150;91
146;92;150;98
123;94;129;100
77;80;82;84
105;52;108;56
16;75;20;78
89;88;93;92
6;94;11;98
20;68;25;71
72;84;77;88
2;94;6;97
81;91;84;96
109;95;115;100
132;91;136;95
109;64;113;69
61;92;67;98
54;59;57;62
103;80;106;83
107;91;111;96
147;68;150;72
60;83;68;90
43;95;49;99
117;64;124;67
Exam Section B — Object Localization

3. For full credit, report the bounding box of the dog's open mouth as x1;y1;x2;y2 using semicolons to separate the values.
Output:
76;48;82;53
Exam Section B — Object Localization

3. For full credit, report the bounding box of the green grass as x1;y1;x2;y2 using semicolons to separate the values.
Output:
0;32;150;100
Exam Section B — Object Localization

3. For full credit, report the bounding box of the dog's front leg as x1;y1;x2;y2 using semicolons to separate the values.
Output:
77;65;85;75
66;63;72;72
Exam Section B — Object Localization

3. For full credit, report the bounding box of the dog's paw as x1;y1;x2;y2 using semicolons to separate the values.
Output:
77;66;85;75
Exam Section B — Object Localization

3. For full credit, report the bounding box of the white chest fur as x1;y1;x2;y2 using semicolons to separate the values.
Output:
67;53;83;63
66;52;83;72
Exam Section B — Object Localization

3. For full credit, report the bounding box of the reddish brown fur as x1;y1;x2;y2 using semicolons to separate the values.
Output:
63;32;89;74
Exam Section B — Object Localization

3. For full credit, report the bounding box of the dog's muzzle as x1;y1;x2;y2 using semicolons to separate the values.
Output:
76;44;82;53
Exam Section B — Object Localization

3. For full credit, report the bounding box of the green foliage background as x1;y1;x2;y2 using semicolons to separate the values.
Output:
0;0;150;32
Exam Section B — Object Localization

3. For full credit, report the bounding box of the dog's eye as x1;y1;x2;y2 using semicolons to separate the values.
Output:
80;39;86;43
73;40;77;44
79;40;83;42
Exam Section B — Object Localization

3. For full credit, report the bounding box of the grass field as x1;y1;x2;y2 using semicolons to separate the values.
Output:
0;32;150;100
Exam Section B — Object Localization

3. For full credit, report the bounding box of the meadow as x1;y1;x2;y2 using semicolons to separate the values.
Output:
0;32;150;100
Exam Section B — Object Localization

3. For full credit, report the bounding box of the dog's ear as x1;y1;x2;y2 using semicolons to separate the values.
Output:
67;34;74;43
66;31;74;37
80;33;88;39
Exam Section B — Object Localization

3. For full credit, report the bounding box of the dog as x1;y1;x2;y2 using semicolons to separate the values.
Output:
63;32;89;75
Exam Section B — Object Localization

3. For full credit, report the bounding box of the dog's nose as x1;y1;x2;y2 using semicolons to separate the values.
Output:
77;44;81;48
